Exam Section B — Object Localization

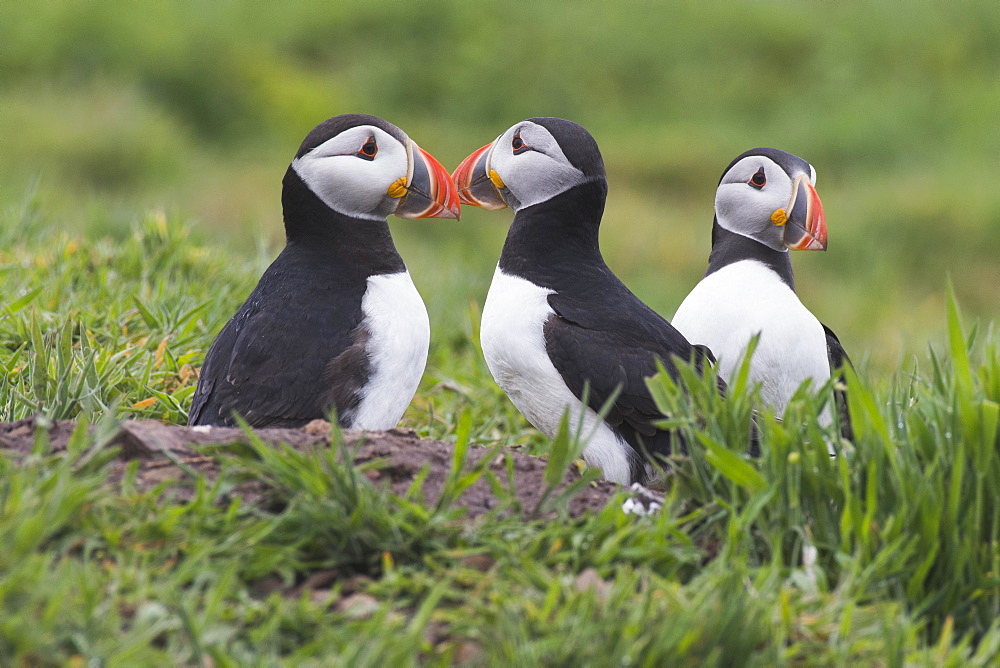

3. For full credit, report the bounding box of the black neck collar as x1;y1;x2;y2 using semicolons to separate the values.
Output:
280;167;405;275
497;179;608;287
706;218;795;290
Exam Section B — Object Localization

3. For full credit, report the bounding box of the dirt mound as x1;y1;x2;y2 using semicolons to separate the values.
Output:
0;418;626;518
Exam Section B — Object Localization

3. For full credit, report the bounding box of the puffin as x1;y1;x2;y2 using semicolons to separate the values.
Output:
452;117;723;485
671;148;852;440
188;113;460;429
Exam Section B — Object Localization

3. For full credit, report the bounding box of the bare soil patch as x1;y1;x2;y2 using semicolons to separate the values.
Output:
0;417;623;518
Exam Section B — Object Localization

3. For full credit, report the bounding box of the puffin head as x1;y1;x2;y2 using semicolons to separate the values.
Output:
451;117;605;212
289;113;460;221
715;148;827;252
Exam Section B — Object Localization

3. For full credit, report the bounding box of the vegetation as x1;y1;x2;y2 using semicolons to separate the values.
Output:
2;203;998;665
2;1;999;664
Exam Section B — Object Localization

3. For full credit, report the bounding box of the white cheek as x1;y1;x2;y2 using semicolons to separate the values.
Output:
291;147;407;221
492;149;585;210
715;184;784;235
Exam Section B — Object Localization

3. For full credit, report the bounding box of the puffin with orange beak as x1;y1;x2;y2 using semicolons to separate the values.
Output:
454;118;731;485
672;148;852;441
189;114;460;429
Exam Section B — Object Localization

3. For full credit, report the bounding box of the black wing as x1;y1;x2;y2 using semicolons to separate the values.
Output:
823;323;853;441
188;262;369;428
544;293;720;482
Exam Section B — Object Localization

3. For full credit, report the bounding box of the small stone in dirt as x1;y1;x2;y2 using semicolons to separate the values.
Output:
293;568;341;596
303;419;332;436
574;567;611;601
461;554;496;572
335;592;380;619
310;589;334;606
452;640;484;664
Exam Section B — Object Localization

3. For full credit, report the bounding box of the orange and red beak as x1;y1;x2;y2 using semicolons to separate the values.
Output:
783;175;827;251
394;142;461;220
451;141;508;210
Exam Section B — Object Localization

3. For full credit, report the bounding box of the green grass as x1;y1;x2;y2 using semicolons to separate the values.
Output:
2;210;999;665
3;1;1000;663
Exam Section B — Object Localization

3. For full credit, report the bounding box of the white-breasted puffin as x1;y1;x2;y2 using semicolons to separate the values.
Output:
452;118;723;485
671;148;852;439
188;114;460;429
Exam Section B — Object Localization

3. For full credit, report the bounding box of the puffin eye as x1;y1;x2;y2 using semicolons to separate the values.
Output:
748;167;766;189
511;132;529;155
357;137;378;161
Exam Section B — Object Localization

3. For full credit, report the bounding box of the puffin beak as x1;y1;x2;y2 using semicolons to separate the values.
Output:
451;142;508;210
393;141;461;220
782;175;827;251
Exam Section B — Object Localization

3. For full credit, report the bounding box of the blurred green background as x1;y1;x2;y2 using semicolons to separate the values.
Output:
3;1;998;373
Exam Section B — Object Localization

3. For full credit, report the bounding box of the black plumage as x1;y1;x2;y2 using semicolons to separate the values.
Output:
458;117;756;483
499;175;718;482
823;325;854;441
708;222;796;289
188;168;405;428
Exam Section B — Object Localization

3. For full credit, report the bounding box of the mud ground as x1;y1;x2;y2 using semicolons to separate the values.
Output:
0;417;627;519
